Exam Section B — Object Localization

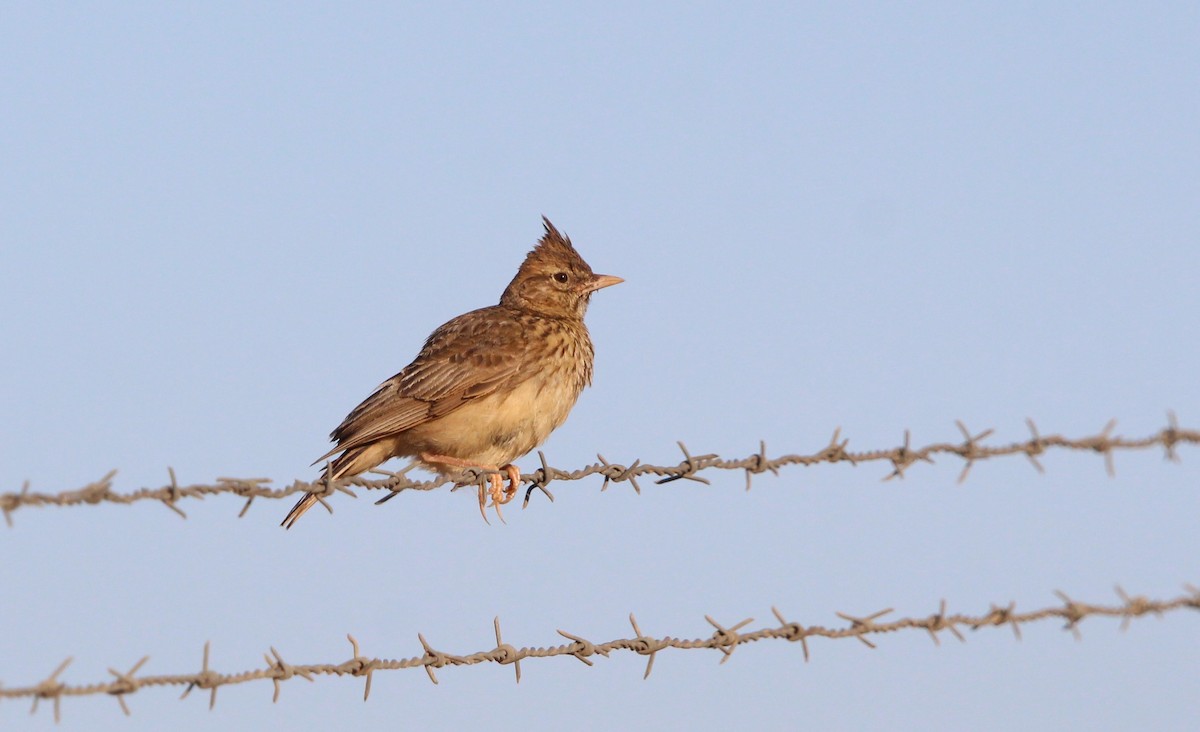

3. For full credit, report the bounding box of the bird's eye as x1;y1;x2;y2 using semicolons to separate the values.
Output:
553;272;570;283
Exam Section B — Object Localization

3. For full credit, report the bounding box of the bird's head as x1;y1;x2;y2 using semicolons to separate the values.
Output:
500;218;623;320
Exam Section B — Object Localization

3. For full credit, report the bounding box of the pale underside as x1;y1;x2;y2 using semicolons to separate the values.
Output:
329;368;583;479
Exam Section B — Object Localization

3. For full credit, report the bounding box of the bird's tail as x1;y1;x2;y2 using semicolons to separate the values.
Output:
281;448;363;529
280;491;322;530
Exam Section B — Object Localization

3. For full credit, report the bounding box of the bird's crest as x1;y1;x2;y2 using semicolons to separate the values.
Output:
522;216;583;267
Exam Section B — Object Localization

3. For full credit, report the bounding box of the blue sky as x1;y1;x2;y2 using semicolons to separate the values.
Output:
2;3;1198;730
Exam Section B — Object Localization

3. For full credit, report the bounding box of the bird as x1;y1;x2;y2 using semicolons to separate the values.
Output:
282;217;622;529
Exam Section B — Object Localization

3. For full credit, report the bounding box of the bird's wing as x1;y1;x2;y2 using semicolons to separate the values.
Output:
313;307;529;463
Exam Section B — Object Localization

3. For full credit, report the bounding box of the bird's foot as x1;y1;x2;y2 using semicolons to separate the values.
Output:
495;465;520;505
418;452;519;525
481;464;520;524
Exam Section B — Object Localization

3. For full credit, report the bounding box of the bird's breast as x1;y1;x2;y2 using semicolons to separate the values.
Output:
487;368;583;455
408;363;588;468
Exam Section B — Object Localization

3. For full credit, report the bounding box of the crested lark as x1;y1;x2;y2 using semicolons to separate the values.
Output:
282;218;621;528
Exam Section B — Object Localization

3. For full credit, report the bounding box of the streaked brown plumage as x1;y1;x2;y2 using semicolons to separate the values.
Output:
282;218;621;528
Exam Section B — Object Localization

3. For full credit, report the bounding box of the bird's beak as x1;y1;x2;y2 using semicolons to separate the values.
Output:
583;274;624;293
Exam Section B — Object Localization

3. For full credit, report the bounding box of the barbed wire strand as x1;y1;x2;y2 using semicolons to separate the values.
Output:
2;415;1194;525
1;586;1195;721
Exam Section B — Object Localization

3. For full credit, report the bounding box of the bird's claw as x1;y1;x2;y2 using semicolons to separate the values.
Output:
477;465;520;525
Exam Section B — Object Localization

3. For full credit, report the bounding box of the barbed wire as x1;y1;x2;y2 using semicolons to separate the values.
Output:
1;586;1195;721
2;415;1194;525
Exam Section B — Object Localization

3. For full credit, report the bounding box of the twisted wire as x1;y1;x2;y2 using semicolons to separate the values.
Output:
3;586;1196;721
2;416;1193;525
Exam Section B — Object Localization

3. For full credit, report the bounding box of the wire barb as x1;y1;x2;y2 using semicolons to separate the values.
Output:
491;617;522;684
179;641;219;710
344;634;375;701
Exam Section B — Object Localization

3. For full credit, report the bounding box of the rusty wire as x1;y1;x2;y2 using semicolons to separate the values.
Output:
2;415;1194;525
1;586;1195;721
